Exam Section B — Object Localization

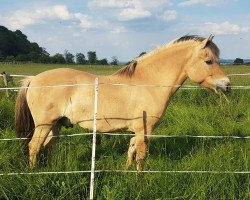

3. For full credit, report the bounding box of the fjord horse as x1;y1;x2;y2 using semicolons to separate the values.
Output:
15;35;231;170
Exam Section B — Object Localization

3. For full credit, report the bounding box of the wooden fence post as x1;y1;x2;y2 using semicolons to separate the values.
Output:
1;72;9;97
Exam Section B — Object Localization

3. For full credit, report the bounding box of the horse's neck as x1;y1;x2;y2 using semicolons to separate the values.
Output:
135;44;190;90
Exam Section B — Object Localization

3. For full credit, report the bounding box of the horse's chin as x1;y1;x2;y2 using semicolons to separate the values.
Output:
200;82;231;94
206;87;228;94
214;85;231;94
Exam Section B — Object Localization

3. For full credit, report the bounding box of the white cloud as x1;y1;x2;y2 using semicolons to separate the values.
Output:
178;0;234;7
2;5;72;29
52;5;71;20
89;0;171;10
89;0;133;9
160;10;177;21
110;26;127;34
0;4;98;31
89;0;171;21
74;13;98;29
119;8;151;21
191;21;249;35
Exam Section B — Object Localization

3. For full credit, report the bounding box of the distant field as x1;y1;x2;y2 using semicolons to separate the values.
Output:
0;63;249;199
0;63;122;76
0;63;250;85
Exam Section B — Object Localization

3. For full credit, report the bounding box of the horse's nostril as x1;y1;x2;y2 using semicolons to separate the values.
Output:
226;82;231;92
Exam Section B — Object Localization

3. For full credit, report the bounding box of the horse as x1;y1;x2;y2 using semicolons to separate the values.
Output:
15;35;231;171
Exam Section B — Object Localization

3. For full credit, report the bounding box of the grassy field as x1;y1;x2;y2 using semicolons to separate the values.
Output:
0;63;249;199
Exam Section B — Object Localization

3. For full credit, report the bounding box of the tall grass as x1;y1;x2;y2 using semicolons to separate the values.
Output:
0;64;249;199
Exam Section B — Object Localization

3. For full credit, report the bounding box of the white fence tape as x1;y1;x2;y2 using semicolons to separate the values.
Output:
0;82;250;91
1;132;250;142
0;169;249;176
0;73;250;91
0;72;249;78
0;83;95;91
228;73;250;76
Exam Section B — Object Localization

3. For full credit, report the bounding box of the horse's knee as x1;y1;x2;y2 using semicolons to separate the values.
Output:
128;137;136;154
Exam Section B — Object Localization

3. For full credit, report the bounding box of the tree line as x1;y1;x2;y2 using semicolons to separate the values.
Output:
0;25;118;65
233;58;250;65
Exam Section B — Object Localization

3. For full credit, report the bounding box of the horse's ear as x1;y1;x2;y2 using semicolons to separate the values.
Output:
201;35;214;48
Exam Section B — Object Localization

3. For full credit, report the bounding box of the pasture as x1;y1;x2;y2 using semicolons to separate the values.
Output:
0;63;249;199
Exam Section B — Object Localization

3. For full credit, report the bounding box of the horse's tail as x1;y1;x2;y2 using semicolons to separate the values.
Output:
15;78;34;142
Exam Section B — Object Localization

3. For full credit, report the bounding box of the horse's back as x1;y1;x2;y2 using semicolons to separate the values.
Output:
30;68;95;85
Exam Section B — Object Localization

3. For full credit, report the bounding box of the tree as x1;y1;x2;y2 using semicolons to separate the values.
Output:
0;52;5;61
98;58;108;65
5;55;15;62
76;53;86;64
233;58;244;65
110;56;118;65
0;25;45;62
39;48;51;63
87;51;97;65
64;50;75;64
51;53;66;64
28;51;40;62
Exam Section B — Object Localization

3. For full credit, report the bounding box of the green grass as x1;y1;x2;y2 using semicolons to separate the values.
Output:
0;64;249;199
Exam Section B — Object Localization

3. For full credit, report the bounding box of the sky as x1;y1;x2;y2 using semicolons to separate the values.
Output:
0;0;250;62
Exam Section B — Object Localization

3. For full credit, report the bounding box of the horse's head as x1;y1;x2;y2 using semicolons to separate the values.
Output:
185;35;230;93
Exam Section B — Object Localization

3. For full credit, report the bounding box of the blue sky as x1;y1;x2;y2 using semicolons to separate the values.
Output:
0;0;250;61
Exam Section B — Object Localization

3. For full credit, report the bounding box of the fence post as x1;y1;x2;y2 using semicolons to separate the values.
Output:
2;72;9;97
89;77;99;200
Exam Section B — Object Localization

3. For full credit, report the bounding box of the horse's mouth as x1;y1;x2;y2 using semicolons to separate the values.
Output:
213;82;231;94
212;78;231;94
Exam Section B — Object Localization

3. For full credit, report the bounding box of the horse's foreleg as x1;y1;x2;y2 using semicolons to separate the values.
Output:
134;135;148;171
126;136;136;170
125;134;149;171
28;125;52;168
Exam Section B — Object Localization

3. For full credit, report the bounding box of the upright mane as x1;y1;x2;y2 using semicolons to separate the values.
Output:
114;61;137;77
174;35;220;58
114;35;220;77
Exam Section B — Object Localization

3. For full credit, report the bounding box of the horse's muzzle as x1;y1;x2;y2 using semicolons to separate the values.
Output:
214;79;231;93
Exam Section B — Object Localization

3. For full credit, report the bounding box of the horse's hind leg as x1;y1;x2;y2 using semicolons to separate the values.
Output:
28;125;52;168
43;123;61;149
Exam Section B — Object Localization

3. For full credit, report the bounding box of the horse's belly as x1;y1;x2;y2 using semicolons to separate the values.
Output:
78;118;129;132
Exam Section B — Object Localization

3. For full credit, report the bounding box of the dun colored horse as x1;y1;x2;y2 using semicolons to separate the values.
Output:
15;35;231;170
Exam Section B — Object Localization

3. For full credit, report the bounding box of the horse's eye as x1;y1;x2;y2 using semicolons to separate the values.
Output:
205;60;213;65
